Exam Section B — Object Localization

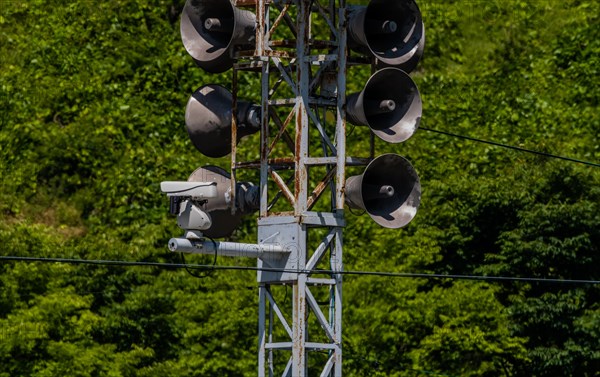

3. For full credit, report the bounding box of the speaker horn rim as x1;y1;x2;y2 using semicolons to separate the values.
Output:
346;154;421;229
346;68;422;144
180;0;257;73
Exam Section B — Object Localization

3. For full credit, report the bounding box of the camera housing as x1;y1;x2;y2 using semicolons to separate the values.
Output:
161;181;218;238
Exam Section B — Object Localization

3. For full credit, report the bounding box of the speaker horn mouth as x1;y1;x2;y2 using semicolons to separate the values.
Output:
185;84;261;158
366;0;424;69
348;0;425;73
347;68;422;143
345;154;421;228
181;0;256;73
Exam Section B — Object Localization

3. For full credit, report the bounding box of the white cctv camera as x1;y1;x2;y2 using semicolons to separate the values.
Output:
161;181;218;238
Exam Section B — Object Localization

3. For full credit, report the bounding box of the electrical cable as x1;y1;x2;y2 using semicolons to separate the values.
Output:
347;206;366;216
179;236;218;279
1;256;598;285
420;127;600;168
346;122;357;138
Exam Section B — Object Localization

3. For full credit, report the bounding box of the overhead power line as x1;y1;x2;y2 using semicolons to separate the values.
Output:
421;127;600;168
1;255;599;285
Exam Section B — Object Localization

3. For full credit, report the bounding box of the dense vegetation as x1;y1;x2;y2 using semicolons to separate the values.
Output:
1;0;599;376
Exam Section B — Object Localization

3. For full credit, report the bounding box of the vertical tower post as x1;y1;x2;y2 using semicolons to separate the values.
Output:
253;0;346;375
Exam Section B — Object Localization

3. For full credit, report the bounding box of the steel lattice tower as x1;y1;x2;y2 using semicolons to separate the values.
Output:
231;1;348;375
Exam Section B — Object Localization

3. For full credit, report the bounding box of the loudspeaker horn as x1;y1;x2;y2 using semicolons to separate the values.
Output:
345;154;420;228
348;0;425;73
346;68;422;143
188;165;259;238
185;84;261;158
181;0;256;73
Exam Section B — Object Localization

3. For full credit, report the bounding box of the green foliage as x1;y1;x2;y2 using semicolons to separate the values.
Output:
1;0;599;376
345;279;527;376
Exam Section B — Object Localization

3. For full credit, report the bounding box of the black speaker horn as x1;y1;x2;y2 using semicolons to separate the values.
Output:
345;154;420;228
181;0;256;73
185;84;261;158
188;165;259;238
346;68;422;144
348;0;425;73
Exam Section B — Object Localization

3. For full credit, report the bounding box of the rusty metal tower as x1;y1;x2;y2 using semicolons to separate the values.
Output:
164;0;424;375
247;1;348;375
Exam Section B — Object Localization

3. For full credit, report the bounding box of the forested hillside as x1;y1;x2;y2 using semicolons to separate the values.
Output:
1;1;599;376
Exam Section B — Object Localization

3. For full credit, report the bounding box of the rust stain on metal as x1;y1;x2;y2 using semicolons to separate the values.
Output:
270;168;296;206
306;168;336;211
269;3;291;36
270;157;295;166
236;158;295;170
233;0;257;6
294;110;304;201
255;0;264;56
268;107;296;155
231;67;239;215
269;40;297;48
270;211;295;217
265;49;296;59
